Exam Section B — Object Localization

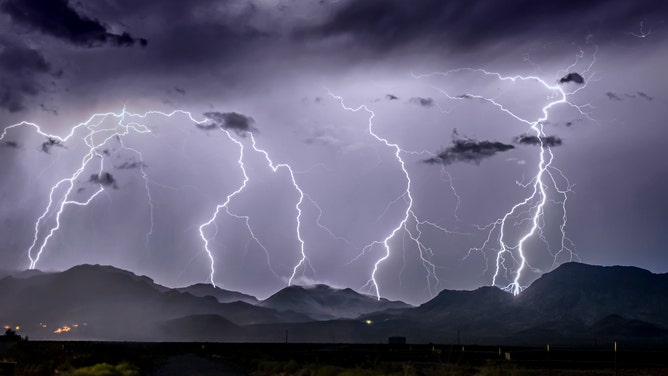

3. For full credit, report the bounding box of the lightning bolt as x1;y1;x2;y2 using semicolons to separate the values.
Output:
197;129;251;286
6;108;153;269
328;92;462;300
2;108;306;288
2;43;598;299
246;132;314;286
413;47;595;295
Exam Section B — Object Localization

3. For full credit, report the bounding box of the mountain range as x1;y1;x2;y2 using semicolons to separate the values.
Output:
0;262;666;345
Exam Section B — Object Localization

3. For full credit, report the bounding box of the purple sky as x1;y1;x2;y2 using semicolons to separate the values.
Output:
1;0;666;304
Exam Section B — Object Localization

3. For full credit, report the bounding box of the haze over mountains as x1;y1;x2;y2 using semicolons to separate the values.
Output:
1;263;666;345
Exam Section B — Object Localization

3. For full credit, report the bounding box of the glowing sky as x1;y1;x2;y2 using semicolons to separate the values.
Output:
1;0;666;304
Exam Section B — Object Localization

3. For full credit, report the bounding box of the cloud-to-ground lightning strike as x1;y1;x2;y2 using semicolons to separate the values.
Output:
0;108;314;288
329;92;461;300
247;133;313;286
413;49;595;295
197;128;250;286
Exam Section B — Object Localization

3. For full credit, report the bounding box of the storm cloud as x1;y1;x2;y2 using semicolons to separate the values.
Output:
1;0;147;47
409;97;434;107
606;92;623;101
425;135;515;166
304;0;668;51
0;37;53;112
558;72;585;85
203;112;258;136
40;138;65;154
637;92;653;101
514;134;563;148
89;172;118;189
115;161;146;170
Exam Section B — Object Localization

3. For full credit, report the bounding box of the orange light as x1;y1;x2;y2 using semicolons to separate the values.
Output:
53;326;72;334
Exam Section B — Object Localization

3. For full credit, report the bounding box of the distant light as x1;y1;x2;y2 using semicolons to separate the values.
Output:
365;320;373;325
15;326;19;331
54;326;71;334
3;325;10;330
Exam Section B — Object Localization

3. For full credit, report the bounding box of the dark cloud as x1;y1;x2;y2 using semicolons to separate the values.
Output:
513;134;563;148
558;72;585;85
173;87;186;95
1;141;19;148
425;132;514;166
606;92;623;101
89;172;118;189
1;0;147;47
40;137;65;154
115;161;146;170
409;97;434;107
637;92;653;101
303;0;668;51
0;37;52;112
605;91;653;102
202;112;258;136
386;94;399;100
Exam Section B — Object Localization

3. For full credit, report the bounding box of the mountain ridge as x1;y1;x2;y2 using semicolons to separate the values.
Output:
1;262;666;344
259;283;411;320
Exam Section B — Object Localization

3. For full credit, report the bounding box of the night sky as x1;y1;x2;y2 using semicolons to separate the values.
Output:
1;0;666;304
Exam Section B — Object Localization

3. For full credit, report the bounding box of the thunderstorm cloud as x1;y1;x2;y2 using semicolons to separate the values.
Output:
1;0;147;47
637;92;653;101
425;135;515;166
386;94;399;100
40;138;65;154
89;172;118;189
302;0;668;51
605;91;653;102
606;92;623;101
115;161;146;170
203;112;258;136
558;72;585;85
513;134;563;148
409;97;435;107
0;37;53;112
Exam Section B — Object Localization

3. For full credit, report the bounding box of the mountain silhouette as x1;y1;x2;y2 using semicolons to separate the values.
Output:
176;283;259;305
0;264;309;340
1;262;666;344
259;284;411;320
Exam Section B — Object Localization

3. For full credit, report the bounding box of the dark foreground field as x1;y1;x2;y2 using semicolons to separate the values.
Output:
2;341;668;375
